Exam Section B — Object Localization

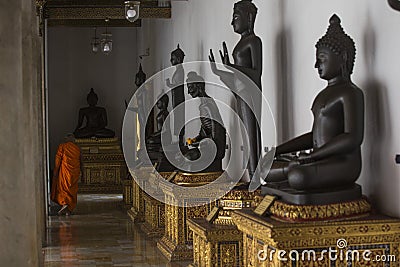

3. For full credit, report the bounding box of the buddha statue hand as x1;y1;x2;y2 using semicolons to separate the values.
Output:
208;49;219;74
219;42;231;66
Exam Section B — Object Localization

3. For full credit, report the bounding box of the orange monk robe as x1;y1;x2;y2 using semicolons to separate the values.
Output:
51;142;81;212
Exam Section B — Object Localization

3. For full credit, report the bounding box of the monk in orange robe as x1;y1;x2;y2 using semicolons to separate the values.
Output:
51;134;82;215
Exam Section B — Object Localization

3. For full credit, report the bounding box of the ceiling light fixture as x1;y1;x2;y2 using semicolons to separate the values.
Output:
91;27;100;53
124;1;140;23
101;19;112;55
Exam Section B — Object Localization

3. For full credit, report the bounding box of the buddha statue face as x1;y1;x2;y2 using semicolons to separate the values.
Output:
187;71;205;98
135;75;145;87
315;14;356;80
188;82;205;98
231;0;257;34
315;46;343;81
187;83;198;98
170;53;182;66
156;96;168;110
170;45;185;66
87;89;98;107
231;9;248;34
135;64;146;87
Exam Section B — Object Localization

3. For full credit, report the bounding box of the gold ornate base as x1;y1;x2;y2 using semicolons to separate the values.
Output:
78;184;122;194
215;186;261;225
122;178;133;208
76;137;126;194
232;210;400;267
187;186;260;267
127;207;140;223
139;172;171;238
128;167;154;223
269;197;371;222
188;218;243;267
157;171;226;261
172;171;223;185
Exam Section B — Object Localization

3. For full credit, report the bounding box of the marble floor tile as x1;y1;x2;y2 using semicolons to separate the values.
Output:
43;194;188;267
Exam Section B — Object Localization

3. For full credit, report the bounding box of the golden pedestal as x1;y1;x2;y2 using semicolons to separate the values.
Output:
127;167;153;223
157;172;225;262
188;187;261;267
122;176;133;209
140;172;171;238
188;218;243;267
232;209;400;267
76;137;126;193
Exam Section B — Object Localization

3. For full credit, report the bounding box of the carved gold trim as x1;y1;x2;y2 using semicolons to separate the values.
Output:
173;171;224;184
75;137;119;143
269;197;371;222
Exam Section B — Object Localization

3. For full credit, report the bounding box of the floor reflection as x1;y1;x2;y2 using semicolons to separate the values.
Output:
43;194;187;266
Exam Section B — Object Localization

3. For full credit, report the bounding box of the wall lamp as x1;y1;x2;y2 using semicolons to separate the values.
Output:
125;1;140;23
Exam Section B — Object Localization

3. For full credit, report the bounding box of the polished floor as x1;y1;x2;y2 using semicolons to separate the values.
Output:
43;194;188;267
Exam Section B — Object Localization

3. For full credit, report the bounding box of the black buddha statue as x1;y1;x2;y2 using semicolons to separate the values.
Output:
260;14;364;205
166;44;185;147
209;0;262;179
74;88;115;138
179;72;226;172
146;94;172;146
388;0;400;11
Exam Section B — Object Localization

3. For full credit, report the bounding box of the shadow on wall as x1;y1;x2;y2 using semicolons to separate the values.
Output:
276;28;294;144
362;14;396;209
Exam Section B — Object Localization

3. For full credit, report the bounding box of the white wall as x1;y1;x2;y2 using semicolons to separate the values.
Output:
48;27;138;167
139;0;400;216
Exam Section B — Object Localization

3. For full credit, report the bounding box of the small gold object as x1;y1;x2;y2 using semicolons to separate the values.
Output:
254;195;277;216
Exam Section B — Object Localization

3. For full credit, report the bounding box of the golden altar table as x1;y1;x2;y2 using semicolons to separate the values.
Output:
232;209;400;267
76;137;126;193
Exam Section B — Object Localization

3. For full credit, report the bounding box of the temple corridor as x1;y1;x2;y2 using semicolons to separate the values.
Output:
43;194;186;267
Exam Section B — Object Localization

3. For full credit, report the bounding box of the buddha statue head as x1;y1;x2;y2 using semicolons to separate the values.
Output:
156;94;169;110
170;44;185;66
315;14;356;81
186;71;206;98
135;64;147;88
232;0;258;34
87;88;98;107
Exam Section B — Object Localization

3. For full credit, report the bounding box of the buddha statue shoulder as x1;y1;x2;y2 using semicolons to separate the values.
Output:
74;88;115;138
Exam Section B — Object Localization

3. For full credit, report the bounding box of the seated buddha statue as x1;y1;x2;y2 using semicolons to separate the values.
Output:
146;94;172;146
178;71;226;172
260;15;364;202
74;88;115;138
